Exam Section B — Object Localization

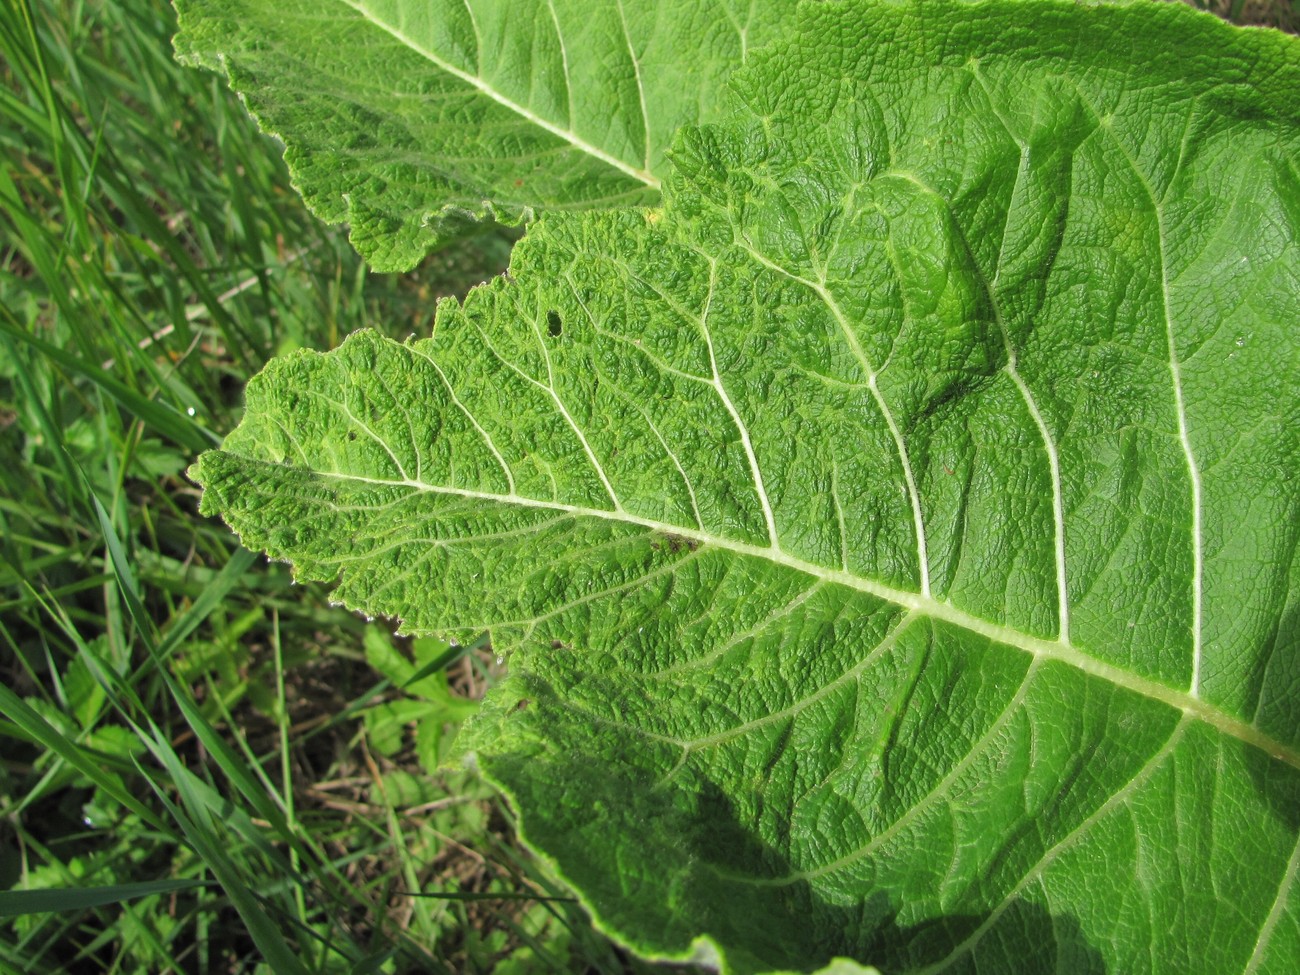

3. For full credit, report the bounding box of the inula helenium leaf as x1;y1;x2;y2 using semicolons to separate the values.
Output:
189;1;1300;972
172;0;795;270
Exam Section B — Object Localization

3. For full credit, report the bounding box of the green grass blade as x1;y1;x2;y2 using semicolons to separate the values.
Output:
0;314;216;453
0;682;170;834
151;547;259;662
138;760;314;975
0;879;213;918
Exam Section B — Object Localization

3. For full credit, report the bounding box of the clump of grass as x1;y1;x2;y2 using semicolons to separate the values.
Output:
0;1;644;972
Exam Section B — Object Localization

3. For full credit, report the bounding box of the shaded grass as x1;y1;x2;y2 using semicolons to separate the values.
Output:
0;0;647;971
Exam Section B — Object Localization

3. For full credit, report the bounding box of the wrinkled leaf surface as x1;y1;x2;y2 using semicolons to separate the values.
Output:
192;2;1300;971
173;0;793;268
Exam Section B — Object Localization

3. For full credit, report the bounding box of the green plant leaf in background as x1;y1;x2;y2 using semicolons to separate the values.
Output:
190;0;1300;972
362;629;480;773
171;0;796;270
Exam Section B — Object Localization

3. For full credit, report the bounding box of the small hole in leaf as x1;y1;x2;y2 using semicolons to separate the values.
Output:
546;310;562;337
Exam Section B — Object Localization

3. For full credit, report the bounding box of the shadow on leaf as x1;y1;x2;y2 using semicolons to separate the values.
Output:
483;744;1107;974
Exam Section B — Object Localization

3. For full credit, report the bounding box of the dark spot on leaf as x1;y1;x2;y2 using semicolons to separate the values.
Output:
551;640;570;650
513;698;530;712
347;431;358;441
546;310;562;337
663;533;699;553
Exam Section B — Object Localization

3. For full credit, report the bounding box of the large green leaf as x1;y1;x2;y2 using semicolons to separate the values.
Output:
172;0;793;270
192;1;1300;971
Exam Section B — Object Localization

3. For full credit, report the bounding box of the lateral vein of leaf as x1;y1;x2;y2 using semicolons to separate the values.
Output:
830;459;849;572
487;536;702;633
678;611;918;752
459;0;483;70
465;315;621;508
294;466;1300;770
605;378;706;529
1165;250;1205;698
613;0;651;173
1154;182;1204;699
308;392;409;479
362;537;442;607
329;515;572;565
961;70;1072;641
699;258;780;548
1078;89;1205;696
407;344;516;494
565;273;706;527
736;237;931;595
754;657;1046;887
664;554;737;643
269;415;313;468
566;270;712;384
1243;827;1300;975
375;369;423;480
716;0;751;61
1006;368;1070;640
337;0;660;191
650;580;825;679
542;0;574;129
530;304;624;511
916;718;1192;975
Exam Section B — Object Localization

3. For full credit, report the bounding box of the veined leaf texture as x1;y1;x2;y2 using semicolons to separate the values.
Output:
187;1;1300;972
173;0;795;268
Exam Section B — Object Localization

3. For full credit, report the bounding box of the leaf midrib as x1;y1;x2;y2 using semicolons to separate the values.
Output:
288;463;1300;771
337;0;662;191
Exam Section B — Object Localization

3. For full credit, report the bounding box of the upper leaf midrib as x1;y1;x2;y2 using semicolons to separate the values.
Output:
336;0;661;191
284;462;1300;771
